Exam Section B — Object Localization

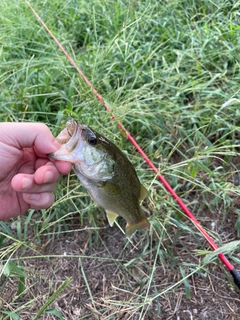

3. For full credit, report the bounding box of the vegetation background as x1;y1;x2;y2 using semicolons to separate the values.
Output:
0;0;240;319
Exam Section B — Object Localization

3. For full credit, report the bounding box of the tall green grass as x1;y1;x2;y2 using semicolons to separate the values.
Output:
0;0;240;318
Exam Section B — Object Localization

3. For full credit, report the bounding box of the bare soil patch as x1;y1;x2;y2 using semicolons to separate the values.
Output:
0;204;239;319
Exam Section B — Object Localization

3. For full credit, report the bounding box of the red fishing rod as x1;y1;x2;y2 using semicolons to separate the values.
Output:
26;1;240;290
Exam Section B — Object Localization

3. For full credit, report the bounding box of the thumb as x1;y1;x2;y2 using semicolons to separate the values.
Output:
1;122;60;156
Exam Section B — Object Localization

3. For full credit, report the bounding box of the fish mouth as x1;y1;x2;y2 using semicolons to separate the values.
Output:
47;119;82;162
62;119;79;141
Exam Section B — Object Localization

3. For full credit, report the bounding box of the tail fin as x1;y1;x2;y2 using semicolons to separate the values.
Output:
125;218;150;238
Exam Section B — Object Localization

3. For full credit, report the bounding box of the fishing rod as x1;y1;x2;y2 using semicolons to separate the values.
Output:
26;1;240;290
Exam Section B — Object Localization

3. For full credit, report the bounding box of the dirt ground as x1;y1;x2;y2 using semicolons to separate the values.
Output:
0;202;240;320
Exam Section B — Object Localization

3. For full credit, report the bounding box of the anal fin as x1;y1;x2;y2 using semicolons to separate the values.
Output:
106;211;118;227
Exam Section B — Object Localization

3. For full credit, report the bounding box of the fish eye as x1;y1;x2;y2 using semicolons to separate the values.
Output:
88;135;97;145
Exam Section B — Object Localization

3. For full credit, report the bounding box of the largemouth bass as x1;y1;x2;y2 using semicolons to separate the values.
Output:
48;119;150;237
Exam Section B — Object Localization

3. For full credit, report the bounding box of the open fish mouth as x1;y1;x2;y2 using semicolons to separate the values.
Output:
56;118;79;145
47;119;82;160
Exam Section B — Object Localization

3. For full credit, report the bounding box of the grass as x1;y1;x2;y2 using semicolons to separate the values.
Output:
0;0;240;319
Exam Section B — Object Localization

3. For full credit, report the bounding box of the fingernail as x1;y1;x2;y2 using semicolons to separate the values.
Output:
22;177;32;191
44;171;54;184
26;193;40;201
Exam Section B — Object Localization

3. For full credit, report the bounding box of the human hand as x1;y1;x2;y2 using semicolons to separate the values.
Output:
0;122;72;220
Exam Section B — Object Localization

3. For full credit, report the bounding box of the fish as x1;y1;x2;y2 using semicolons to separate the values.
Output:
48;119;150;237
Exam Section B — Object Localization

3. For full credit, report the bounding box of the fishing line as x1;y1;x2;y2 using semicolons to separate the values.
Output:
26;1;240;290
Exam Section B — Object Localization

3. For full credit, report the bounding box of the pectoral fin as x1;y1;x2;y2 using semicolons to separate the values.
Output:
106;210;118;227
100;182;121;196
139;184;148;201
